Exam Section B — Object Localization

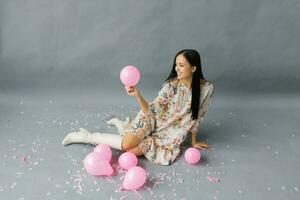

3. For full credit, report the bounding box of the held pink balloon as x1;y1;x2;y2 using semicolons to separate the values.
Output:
118;152;138;170
83;152;113;176
94;144;112;162
123;166;147;190
120;66;140;86
184;147;201;164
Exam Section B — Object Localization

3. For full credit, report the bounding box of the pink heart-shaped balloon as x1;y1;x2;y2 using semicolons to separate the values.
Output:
94;144;112;162
83;152;114;176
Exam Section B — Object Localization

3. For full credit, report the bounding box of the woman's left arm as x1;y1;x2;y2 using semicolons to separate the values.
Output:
190;131;212;150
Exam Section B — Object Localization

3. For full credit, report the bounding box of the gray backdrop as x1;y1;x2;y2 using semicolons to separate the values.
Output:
0;1;299;200
1;0;299;94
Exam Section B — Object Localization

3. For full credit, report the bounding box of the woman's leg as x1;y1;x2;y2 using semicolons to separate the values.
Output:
62;110;151;155
62;128;123;150
121;110;155;152
121;133;141;151
106;117;131;136
127;145;144;156
62;128;142;152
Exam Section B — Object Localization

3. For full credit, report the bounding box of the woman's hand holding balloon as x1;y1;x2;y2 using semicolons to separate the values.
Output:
124;86;140;97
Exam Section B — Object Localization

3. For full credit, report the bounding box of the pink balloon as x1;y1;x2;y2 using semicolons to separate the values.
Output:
83;152;114;176
94;144;112;162
184;147;201;164
120;66;140;86
118;152;138;170
123;166;147;190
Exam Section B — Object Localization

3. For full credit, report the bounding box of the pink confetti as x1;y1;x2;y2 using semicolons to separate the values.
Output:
207;176;220;183
21;156;29;164
120;186;126;192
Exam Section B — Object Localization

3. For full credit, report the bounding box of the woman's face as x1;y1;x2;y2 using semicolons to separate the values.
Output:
175;54;196;80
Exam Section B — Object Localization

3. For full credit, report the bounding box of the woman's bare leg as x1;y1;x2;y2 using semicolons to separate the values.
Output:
127;146;144;156
121;133;141;151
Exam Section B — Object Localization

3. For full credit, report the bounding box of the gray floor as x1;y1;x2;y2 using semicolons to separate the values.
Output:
0;89;299;200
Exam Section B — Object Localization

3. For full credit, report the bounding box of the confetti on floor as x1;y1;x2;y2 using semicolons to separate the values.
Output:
206;176;220;183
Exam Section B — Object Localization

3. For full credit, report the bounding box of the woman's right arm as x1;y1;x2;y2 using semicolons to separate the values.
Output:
124;86;150;114
135;92;150;114
125;81;170;116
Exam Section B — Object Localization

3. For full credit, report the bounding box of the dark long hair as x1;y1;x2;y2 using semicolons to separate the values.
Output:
164;49;205;120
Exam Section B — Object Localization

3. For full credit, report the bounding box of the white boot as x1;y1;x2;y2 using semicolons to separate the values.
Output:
62;128;123;150
106;117;131;136
61;128;91;145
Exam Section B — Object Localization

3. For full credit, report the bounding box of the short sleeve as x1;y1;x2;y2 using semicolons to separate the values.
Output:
144;81;170;116
189;83;215;133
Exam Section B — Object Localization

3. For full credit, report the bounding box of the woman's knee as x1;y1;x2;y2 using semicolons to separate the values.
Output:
121;133;140;151
127;146;144;157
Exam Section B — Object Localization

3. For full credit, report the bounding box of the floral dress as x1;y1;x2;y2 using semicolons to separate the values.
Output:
124;77;215;165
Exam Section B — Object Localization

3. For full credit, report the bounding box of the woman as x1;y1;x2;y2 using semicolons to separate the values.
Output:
62;49;215;165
